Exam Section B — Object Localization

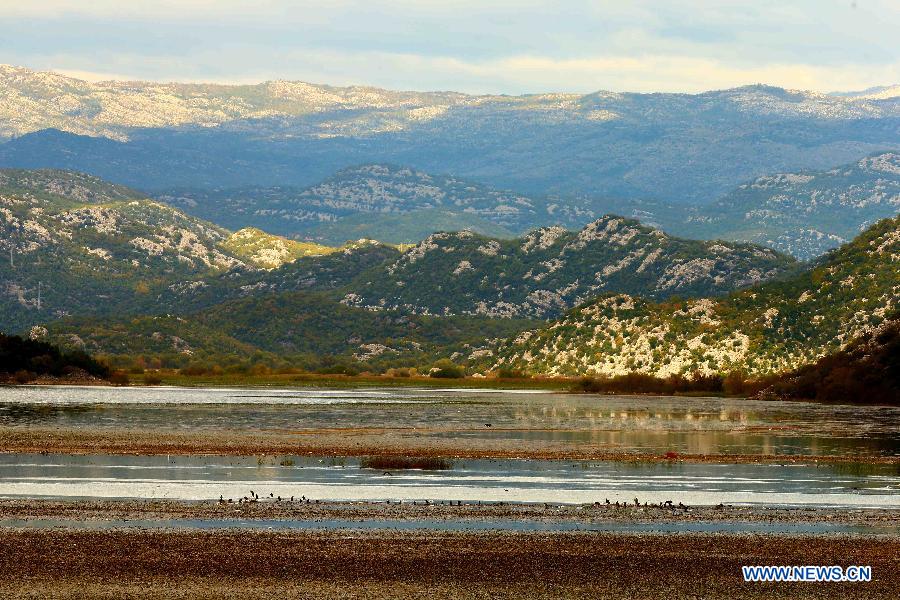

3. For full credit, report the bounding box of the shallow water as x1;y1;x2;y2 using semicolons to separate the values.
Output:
2;385;899;457
2;454;899;508
1;517;897;536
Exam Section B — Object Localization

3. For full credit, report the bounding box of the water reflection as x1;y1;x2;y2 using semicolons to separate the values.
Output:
0;386;898;458
1;454;898;507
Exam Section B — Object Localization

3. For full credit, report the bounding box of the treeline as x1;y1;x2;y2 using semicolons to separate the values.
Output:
139;358;469;380
570;371;756;396
0;334;110;383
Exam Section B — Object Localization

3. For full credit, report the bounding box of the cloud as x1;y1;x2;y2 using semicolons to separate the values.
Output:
1;1;898;93
27;49;900;95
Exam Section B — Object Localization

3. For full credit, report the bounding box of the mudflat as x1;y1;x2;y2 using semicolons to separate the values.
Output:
1;528;897;599
2;425;897;464
1;498;898;528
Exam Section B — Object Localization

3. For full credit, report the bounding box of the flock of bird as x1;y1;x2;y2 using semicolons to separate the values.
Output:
216;491;704;510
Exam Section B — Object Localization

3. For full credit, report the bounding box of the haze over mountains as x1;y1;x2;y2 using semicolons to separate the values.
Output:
162;154;900;259
2;65;899;205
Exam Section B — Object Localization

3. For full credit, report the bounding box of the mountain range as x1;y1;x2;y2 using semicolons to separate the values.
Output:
2;65;899;206
1;168;792;320
1;65;898;383
669;152;900;259
34;211;900;378
161;153;900;258
2;169;798;367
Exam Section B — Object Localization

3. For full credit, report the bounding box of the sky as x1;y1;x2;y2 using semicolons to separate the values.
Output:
0;0;898;94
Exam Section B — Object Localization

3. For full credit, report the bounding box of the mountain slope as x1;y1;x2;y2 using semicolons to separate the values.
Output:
669;152;900;259
158;155;900;256
44;291;537;371
2;66;899;204
0;169;251;330
341;216;796;318
762;315;899;404
157;164;555;242
152;239;402;315
302;208;516;246
495;216;900;377
221;227;336;269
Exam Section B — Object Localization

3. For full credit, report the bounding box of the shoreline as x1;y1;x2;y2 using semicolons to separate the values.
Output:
5;378;899;411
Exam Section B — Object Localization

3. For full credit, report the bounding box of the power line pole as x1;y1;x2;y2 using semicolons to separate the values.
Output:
37;281;41;310
9;228;15;269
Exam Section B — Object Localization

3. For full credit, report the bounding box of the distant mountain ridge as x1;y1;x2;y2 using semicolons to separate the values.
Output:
2;65;899;204
157;163;595;243
659;152;900;259
4;65;896;143
158;153;900;258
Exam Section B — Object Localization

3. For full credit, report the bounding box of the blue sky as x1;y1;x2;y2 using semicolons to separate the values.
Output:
1;0;898;93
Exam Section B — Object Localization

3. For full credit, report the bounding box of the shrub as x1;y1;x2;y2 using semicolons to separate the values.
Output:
108;370;130;386
13;370;37;384
143;373;163;386
317;363;362;376
496;368;528;379
360;456;452;470
386;367;412;378
430;359;464;378
723;371;747;395
572;371;727;395
0;334;109;379
179;364;208;376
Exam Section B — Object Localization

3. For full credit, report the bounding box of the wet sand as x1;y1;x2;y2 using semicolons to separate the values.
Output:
1;527;897;599
2;425;897;464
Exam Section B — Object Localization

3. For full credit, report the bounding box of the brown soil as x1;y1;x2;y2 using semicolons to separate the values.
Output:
0;528;897;599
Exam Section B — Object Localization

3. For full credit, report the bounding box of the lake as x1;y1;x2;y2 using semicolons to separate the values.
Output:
2;385;899;458
1;453;899;507
1;385;898;508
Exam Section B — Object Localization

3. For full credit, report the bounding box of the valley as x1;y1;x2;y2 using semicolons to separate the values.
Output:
2;7;900;597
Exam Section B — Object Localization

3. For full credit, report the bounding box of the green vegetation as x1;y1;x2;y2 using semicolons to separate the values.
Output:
570;371;758;396
44;290;539;375
0;169;246;331
760;316;900;405
346;216;796;318
220;227;337;269
429;359;465;378
499;216;900;379
0;332;109;382
3;168;897;395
